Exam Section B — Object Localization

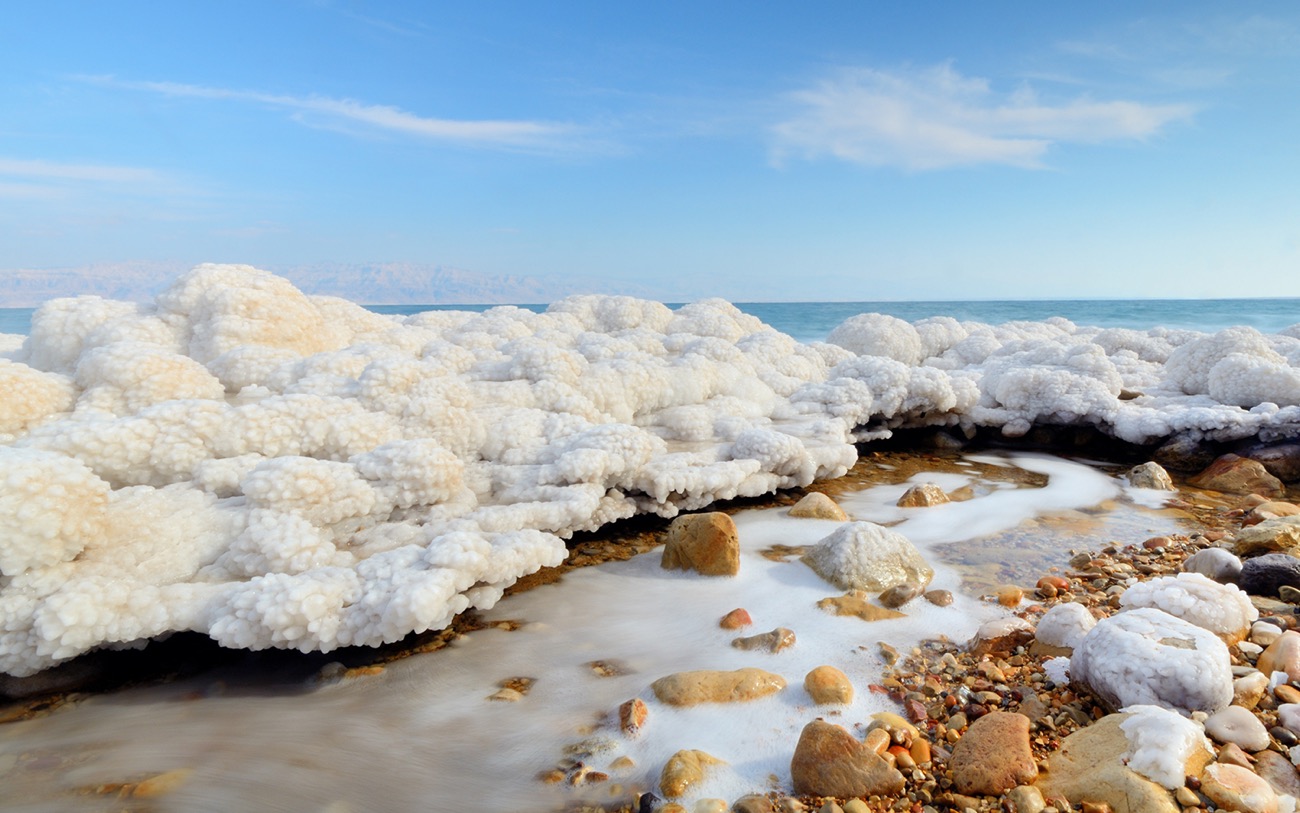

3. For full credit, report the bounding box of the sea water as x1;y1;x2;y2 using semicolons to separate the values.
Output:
2;297;1298;340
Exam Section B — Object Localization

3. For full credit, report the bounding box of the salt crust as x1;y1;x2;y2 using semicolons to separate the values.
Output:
1118;704;1213;789
1034;602;1096;650
1119;572;1258;638
1;263;1299;675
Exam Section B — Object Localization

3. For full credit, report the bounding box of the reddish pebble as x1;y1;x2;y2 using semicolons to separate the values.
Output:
719;608;752;630
1036;576;1068;590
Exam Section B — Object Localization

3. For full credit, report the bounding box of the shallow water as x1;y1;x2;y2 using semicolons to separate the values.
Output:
0;452;1196;812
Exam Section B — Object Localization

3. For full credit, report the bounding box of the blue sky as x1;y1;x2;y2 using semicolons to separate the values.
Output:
2;1;1298;301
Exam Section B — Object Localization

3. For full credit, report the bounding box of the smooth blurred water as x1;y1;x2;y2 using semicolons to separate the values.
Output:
4;298;1297;342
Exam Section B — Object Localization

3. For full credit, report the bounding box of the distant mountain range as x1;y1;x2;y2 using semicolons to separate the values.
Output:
0;261;664;307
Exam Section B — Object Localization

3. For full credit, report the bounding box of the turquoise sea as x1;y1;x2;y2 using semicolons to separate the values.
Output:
2;298;1298;343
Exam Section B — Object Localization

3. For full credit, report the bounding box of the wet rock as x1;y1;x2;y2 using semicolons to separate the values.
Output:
1003;784;1046;813
789;719;904;798
1239;554;1300;599
732;628;796;654
662;512;740;577
731;795;775;813
1190;454;1286;498
1205;705;1271;751
131;768;193;798
1252;620;1286;647
620;698;648;736
804;665;853;705
789;492;848;521
896;482;949;508
1234;517;1300;557
1154;432;1220;473
1240;440;1300;482
651;668;786;706
1037;713;1204;813
948;711;1037;796
1258;631;1300;682
802;521;933;593
1253;749;1300;799
878;582;920;608
924;588;953;607
969;616;1034;658
693;799;727;813
1128;461;1176;491
1200;762;1279;813
816;591;905;622
996;585;1024;607
1183;547;1244;583
659;750;725;798
719;608;753;630
1233;671;1270;710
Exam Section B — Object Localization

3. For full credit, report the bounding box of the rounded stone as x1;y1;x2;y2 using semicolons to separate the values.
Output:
948;710;1038;796
804;665;854;705
789;492;848;521
1205;705;1271;752
661;512;740;576
1238;553;1300;598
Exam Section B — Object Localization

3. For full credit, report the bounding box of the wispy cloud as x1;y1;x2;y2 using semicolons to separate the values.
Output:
0;157;168;200
770;63;1194;171
84;76;584;153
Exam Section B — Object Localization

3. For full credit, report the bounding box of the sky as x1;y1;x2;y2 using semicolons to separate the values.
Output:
2;1;1299;302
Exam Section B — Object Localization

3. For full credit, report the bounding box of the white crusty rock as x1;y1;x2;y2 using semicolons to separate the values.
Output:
1070;607;1234;715
1119;572;1258;642
1127;461;1176;491
1118;704;1214;790
802;521;934;593
1035;602;1096;651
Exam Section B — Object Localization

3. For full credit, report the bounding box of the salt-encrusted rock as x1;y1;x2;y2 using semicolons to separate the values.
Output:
804;665;853;705
1200;762;1280;813
1118;572;1258;643
1238;554;1300;599
878;582;921;608
789;492;848;521
1183;547;1245;583
1069;608;1234;714
650;668;786;706
661;512;740;576
1035;602;1097;651
816;591;905;622
1119;705;1215;790
1254;750;1300;799
789;720;905;798
1206;705;1271;751
1037;713;1210;813
896;482;949;508
802;521;933;593
970;616;1034;658
1241;441;1300;483
1234;517;1300;557
948;711;1037;795
1128;461;1176;491
1190;454;1286;497
731;627;796;653
659;749;725;798
1258;631;1300;683
719;608;752;630
619;698;648;736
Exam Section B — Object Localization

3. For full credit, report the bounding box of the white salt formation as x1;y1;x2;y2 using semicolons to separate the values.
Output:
1119;572;1258;640
1;263;1299;676
1118;704;1214;790
1034;602;1096;650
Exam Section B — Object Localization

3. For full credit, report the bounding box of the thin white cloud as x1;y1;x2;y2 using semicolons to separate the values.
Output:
770;63;1194;171
87;76;581;153
0;157;160;184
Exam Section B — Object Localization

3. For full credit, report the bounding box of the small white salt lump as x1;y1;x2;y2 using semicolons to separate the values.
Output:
1254;621;1285;647
1119;704;1213;789
1119;572;1258;639
1035;602;1096;650
1205;704;1271;752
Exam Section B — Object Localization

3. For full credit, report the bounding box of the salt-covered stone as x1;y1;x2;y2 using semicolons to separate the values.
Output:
1035;602;1096;651
1069;608;1234;714
1206;705;1272;751
1184;547;1245;584
1201;762;1280;813
949;711;1037;795
896;482;949;507
661;512;740;577
650;668;786;706
1128;461;1176;491
788;492;848;521
801;521;933;592
1119;572;1258;643
1118;704;1214;790
789;720;904;798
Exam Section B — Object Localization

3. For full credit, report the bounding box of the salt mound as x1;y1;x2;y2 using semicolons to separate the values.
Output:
802;521;933;592
1119;572;1258;640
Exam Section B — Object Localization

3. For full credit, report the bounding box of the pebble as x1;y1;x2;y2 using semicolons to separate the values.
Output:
1004;784;1046;813
804;665;854;705
659;750;725;798
651;669;787;706
1199;762;1280;813
719;608;753;630
1258;631;1300;682
1206;705;1271;751
897;482;949;507
788;492;849;521
879;582;921;608
1252;620;1284;647
949;711;1038;795
996;585;1024;607
732;628;796;654
924;588;954;607
790;719;904;798
620;698;648;736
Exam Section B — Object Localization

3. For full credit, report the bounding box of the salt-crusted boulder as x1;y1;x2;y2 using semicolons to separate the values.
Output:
1034;602;1096;652
1118;572;1258;643
1070;608;1234;715
802;521;933;593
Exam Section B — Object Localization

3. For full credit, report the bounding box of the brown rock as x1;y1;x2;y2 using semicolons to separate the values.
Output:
789;720;905;798
996;585;1024;607
1233;517;1300;557
1200;762;1279;813
662;512;740;576
948;711;1037;796
1128;461;1176;491
924;589;954;607
804;665;854;705
1245;501;1300;526
1190;454;1285;498
732;627;796;654
789;492;848;521
1004;784;1046;813
1253;749;1300;799
651;668;787;706
732;794;776;813
719;608;753;630
1258;630;1300;682
878;582;921;608
816;591;905;622
619;698;648;736
897;482;949;507
659;749;725;798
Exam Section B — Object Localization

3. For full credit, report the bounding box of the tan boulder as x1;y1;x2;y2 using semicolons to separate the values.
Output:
789;492;848;521
803;665;854;705
816;591;905;622
789;720;905;798
1128;461;1176;491
1233;517;1300;557
897;482;949;507
1257;630;1300;683
659;749;725;798
1190;454;1285;498
949;711;1037;796
1244;501;1300;526
1200;762;1278;813
650;668;786;706
662;512;740;576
